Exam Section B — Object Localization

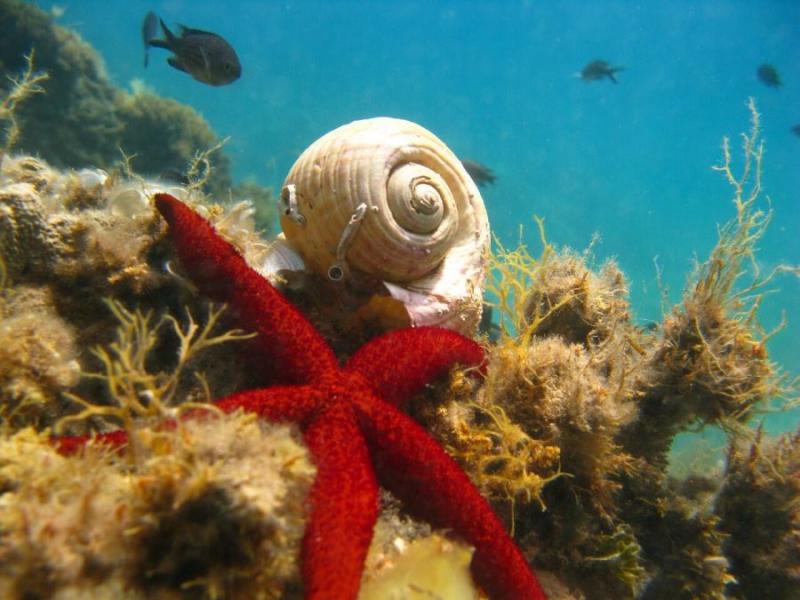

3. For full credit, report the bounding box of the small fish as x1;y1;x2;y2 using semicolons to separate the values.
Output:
461;159;497;188
158;168;191;186
578;59;624;84
478;304;502;343
792;124;800;138
142;12;241;86
756;64;782;88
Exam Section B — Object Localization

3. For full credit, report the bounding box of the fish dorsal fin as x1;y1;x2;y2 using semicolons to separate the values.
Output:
177;24;223;39
159;18;176;43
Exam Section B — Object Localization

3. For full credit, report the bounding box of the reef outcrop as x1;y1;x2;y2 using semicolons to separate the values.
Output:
0;17;796;595
0;0;251;200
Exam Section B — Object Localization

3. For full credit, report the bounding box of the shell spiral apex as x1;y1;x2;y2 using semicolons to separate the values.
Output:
276;117;490;334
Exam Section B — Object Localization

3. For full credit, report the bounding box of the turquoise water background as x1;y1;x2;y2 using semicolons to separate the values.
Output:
34;1;799;435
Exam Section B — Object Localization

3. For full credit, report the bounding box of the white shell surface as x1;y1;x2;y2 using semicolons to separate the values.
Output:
279;117;490;334
258;234;306;277
280;117;489;284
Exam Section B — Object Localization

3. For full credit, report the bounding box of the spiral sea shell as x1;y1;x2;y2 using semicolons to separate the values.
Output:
275;117;490;334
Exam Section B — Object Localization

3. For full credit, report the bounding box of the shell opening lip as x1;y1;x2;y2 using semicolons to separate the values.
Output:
280;183;306;226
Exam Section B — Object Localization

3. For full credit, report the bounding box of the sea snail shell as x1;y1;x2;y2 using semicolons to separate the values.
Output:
276;117;490;334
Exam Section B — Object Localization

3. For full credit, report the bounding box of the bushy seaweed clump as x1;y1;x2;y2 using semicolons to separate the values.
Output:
0;143;283;431
420;101;797;600
621;100;790;466
715;428;800;599
0;286;315;598
488;237;647;598
0;51;47;163
0;415;316;599
415;225;648;598
617;101;796;599
0;269;80;427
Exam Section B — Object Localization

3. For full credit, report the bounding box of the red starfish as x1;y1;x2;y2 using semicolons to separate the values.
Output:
58;194;547;600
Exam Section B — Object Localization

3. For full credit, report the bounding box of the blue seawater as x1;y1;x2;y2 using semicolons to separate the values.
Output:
35;1;799;434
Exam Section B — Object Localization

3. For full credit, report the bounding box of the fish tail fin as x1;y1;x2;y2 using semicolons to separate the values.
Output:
142;11;159;66
609;73;618;84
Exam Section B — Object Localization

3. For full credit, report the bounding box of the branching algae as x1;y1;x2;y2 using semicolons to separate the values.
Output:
420;100;797;600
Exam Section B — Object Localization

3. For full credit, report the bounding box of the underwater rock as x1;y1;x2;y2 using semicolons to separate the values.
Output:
0;0;120;167
0;156;163;291
115;91;233;198
631;474;732;599
0;154;269;431
715;428;800;599
0;63;794;600
0;0;237;199
0;285;80;427
0;414;315;598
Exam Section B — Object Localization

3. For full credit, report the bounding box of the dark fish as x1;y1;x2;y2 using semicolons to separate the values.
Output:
579;59;624;84
478;304;502;343
142;11;158;67
792;124;800;138
462;159;497;188
142;12;241;86
757;64;782;88
158;168;191;186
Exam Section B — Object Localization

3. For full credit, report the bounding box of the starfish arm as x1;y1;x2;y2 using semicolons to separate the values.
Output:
357;399;547;600
214;385;321;425
55;387;320;456
301;404;379;600
53;429;130;455
343;326;485;406
154;193;337;384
